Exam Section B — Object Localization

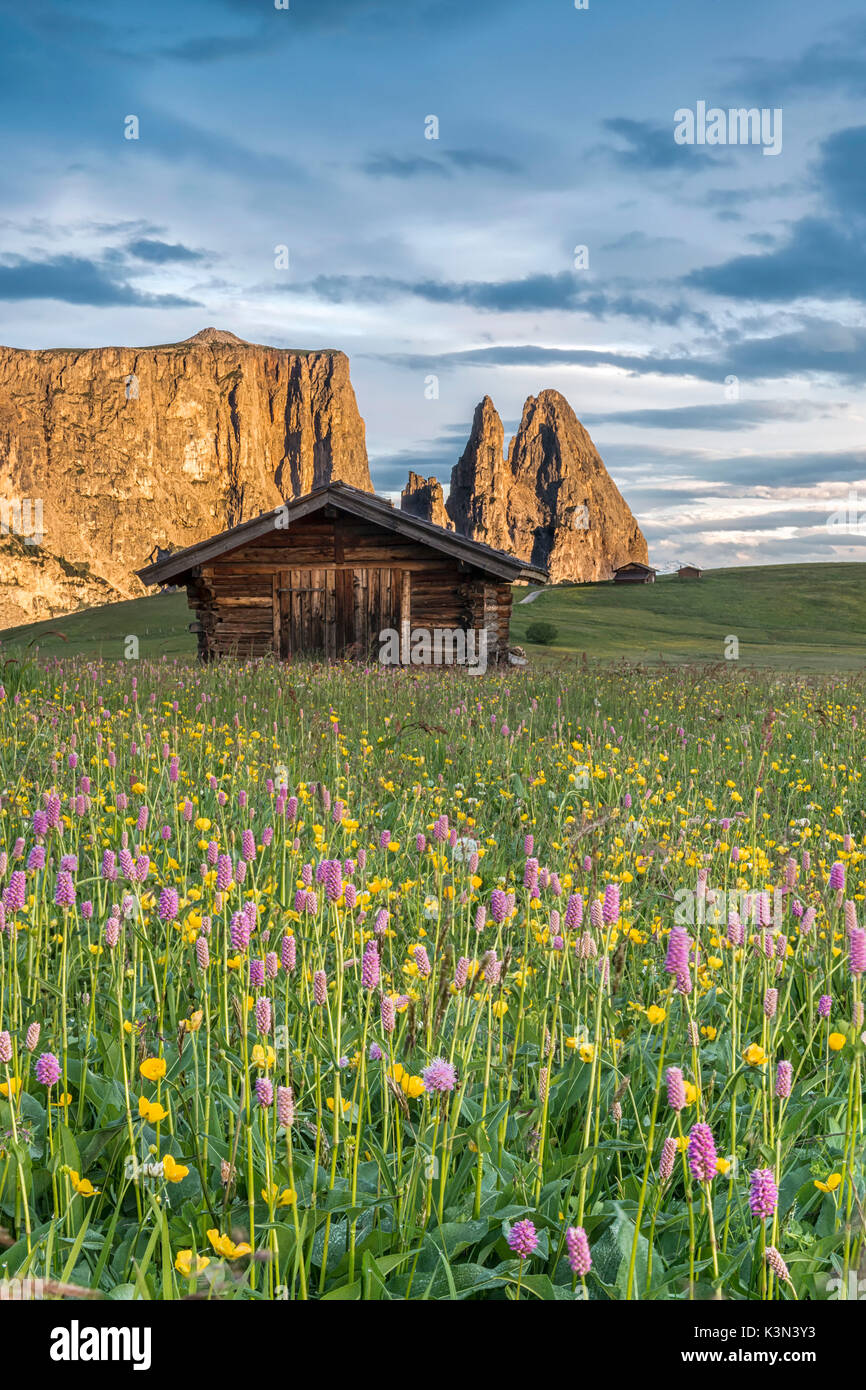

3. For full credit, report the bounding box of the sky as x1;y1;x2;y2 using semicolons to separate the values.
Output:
1;0;865;570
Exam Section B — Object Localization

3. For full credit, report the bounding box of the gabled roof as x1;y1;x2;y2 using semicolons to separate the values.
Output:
136;481;549;586
613;560;657;574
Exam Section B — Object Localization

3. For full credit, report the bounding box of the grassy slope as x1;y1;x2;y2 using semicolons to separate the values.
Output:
0;591;194;660
510;563;866;671
0;563;863;671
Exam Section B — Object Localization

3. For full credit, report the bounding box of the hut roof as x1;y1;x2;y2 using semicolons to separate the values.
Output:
613;561;656;575
137;482;549;586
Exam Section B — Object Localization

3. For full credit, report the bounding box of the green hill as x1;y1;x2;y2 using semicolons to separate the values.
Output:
0;591;193;661
510;563;866;671
0;564;863;671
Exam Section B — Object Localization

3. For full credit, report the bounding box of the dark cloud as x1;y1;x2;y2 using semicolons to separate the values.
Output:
600;230;684;252
126;238;206;264
600;441;866;491
602;117;715;170
731;19;866;98
686;217;866;303
443;149;522;174
284;270;696;324
0;253;200;307
384;323;866;386
363;149;521;179
702;184;800;211
727;324;866;382
155;33;281;63
817;125;866;220
686;128;866;305
581;401;848;431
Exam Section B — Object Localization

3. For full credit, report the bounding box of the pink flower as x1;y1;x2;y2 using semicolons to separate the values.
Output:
507;1219;539;1260
422;1057;457;1093
687;1122;717;1183
565;1226;591;1276
665;1067;687;1111
35;1052;61;1087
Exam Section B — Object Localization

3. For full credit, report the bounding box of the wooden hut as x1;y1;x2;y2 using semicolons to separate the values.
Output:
612;561;656;585
677;564;703;580
137;482;547;664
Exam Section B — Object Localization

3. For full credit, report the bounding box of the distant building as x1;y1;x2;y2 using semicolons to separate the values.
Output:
677;564;703;580
613;561;656;585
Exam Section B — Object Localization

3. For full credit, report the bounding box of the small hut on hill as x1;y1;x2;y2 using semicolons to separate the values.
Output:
137;482;546;664
613;561;656;585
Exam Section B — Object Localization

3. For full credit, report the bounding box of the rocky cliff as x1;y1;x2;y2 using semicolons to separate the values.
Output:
400;472;452;529
446;397;511;550
0;328;371;626
441;390;647;582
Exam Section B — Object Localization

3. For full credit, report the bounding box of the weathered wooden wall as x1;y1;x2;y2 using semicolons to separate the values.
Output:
185;513;516;663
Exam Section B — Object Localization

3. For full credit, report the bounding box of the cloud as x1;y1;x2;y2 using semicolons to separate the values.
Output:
362;148;522;179
443;149;522;174
580;400;848;431
816;125;866;220
126;238;206;264
602;116;715;170
362;155;450;179
282;270;696;324
601;230;685;253
154;32;282;63
601;441;866;491
142;0;523;54
685;128;866;304
0;253;201;307
384;322;866;386
219;0;516;33
686;217;866;303
731;18;866;98
642;506;866;538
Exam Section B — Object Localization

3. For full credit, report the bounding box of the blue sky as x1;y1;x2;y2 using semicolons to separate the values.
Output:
1;0;865;567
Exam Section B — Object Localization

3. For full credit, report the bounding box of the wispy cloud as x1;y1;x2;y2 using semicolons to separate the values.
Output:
279;271;698;325
127;238;206;264
363;149;522;179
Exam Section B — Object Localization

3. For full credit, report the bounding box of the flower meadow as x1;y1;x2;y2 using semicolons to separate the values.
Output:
0;658;864;1302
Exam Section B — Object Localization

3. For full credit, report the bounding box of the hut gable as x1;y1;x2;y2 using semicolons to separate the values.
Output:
612;561;657;585
137;483;546;664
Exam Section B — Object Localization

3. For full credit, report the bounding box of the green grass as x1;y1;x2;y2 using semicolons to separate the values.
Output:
510;563;866;671
1;563;864;671
0;591;194;660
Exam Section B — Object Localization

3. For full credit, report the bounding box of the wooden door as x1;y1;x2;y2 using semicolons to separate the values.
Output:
276;568;336;660
335;567;403;659
275;567;406;662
